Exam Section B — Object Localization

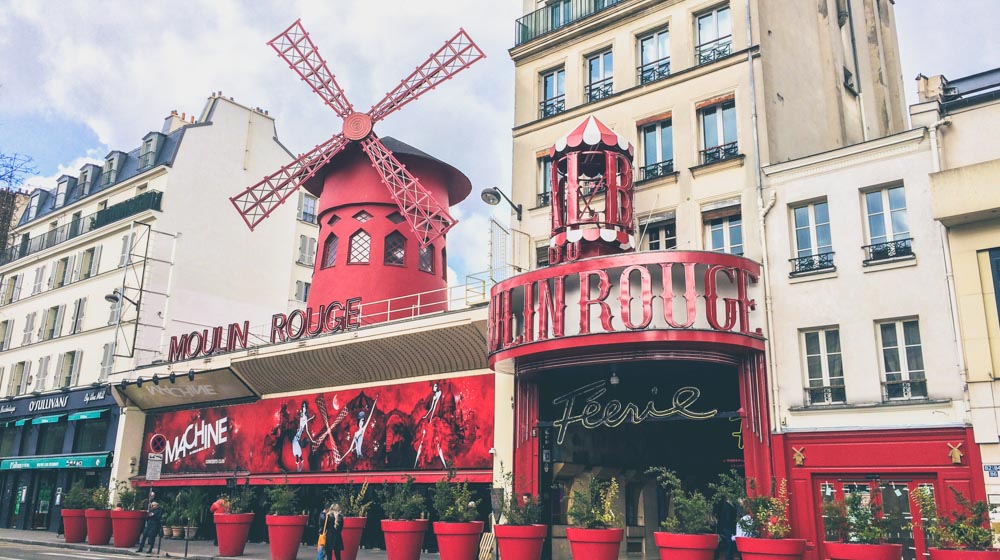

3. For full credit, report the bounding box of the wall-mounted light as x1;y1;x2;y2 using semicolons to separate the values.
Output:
152;375;160;386
480;187;523;221
104;288;138;306
169;373;177;384
136;377;143;389
129;457;137;474
609;371;620;386
188;370;196;381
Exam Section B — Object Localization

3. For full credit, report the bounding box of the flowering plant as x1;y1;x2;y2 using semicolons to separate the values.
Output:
568;477;619;529
739;479;791;539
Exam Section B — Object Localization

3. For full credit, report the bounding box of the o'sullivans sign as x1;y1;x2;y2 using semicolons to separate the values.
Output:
488;251;763;363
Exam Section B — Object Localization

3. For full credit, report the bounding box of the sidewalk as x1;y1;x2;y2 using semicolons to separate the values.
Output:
0;528;442;559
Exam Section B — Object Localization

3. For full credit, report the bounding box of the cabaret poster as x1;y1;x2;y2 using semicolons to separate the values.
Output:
142;374;494;475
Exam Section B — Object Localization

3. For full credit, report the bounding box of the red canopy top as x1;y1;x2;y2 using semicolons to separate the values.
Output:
550;116;634;158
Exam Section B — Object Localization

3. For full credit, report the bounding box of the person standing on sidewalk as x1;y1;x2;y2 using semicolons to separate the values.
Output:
136;502;162;554
322;503;344;560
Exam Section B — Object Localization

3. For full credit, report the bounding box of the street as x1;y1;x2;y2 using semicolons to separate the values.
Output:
0;542;136;560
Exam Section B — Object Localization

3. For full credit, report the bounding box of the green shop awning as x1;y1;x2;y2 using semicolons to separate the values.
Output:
14;419;28;427
0;453;108;471
68;409;107;421
32;414;65;425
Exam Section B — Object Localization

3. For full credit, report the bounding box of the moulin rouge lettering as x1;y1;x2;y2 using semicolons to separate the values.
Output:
551;380;718;445
162;417;229;464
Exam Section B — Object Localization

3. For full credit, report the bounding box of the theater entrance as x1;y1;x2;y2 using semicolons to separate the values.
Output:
534;360;745;560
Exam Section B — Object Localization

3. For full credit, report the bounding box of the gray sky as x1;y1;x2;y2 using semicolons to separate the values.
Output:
0;0;995;280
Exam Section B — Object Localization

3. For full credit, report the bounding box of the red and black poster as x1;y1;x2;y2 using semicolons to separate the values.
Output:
142;374;494;475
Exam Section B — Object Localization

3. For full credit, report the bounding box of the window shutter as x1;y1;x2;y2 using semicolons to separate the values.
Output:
2;320;12;351
21;360;31;393
70;350;82;386
294;281;303;301
23;313;33;344
308;238;317;263
55;354;66;387
71;252;84;282
0;278;9;304
101;344;112;378
38;356;49;391
0;367;4;396
5;365;13;396
12;275;22;301
46;260;57;289
119;235;130;267
108;300;121;325
53;305;66;339
298;235;307;262
297;192;304;219
91;245;102;276
32;266;44;294
37;309;47;340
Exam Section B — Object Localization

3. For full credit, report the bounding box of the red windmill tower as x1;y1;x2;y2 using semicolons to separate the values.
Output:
230;20;484;321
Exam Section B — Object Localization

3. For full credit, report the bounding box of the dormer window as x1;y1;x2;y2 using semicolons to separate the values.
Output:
139;132;164;170
55;179;69;207
103;152;125;186
78;170;90;195
27;192;40;220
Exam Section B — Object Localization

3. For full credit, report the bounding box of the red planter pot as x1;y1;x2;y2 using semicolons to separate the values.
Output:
930;550;1000;560
341;517;367;560
84;509;112;545
736;537;807;560
566;527;624;560
266;515;308;560
495;524;546;560
654;532;718;560
61;509;87;544
825;542;902;560
434;521;484;560
110;510;147;548
215;512;255;557
382;519;430;560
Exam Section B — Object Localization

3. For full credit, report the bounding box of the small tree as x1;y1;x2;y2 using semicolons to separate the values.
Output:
90;486;112;510
266;484;300;516
114;480;143;511
433;471;480;523
62;482;93;509
647;468;715;534
496;464;542;526
739;479;791;539
567;477;619;529
822;493;894;544
379;476;426;521
912;486;993;551
228;479;258;515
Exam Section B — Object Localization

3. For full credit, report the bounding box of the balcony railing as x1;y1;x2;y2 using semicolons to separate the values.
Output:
700;141;739;165
539;95;567;119
882;379;927;401
863;238;913;265
639;160;675;181
515;0;624;46
138;151;155;170
696;36;733;65
537;191;552;207
638;57;671;85
1;190;163;267
805;384;846;406
585;77;614;103
790;252;835;275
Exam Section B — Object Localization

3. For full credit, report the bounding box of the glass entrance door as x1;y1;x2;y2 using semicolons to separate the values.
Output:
32;472;56;529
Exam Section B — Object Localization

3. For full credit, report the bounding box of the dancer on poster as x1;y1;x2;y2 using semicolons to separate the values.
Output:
342;398;378;462
413;382;455;468
293;401;316;472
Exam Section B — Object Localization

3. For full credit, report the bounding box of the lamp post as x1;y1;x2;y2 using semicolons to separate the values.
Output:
480;187;522;222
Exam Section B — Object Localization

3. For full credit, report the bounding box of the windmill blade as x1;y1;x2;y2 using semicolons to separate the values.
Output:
269;19;355;119
360;135;456;247
230;133;349;231
367;29;485;124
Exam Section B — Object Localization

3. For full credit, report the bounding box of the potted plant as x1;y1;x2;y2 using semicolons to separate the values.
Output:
61;482;92;543
215;480;256;557
182;487;210;540
85;485;113;545
170;509;184;539
647;467;717;560
822;493;902;560
432;471;483;560
493;466;545;560
566;477;623;560
379;476;428;560
334;481;374;560
110;480;146;548
735;479;806;560
265;483;308;560
160;504;173;539
913;486;1000;559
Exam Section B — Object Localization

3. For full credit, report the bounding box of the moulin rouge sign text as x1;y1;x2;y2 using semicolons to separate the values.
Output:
168;297;363;362
489;252;761;355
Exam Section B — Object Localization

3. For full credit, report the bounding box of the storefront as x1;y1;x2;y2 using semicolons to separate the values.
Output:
0;385;118;531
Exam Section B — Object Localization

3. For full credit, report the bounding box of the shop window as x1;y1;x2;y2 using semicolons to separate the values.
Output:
802;328;845;405
0;426;15;456
37;421;67;456
72;416;110;454
418;245;434;274
348;230;371;264
321;234;338;269
877;319;927;401
790;200;834;275
384;231;406;266
863;185;912;264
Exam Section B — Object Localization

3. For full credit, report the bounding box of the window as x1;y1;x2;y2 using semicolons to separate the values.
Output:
548;0;571;29
41;305;65;341
37;421;67;456
0;425;15;457
348;230;371;264
70;297;86;334
31;265;45;295
540;68;566;118
0;319;12;351
7;361;30;396
294;281;311;302
80;246;101;280
864;186;912;263
639;119;674;180
990;249;1000;328
704;213;742;255
696;5;732;65
298;235;317;265
538;156;554;207
441;247;447;280
103;155;119;186
644;219;677;250
22;312;35;345
384;231;407;266
536;244;550;268
299;193;318;223
586;50;614;103
37;355;50;391
638;28;670;84
790;201;834;275
321;234;339;269
108;298;122;325
100;343;115;380
52;255;74;289
56;350;81;388
79;170;92;196
73;416;110;453
55;180;68;207
803;328;845;405
139;138;156;169
878;319;927;400
28;192;40;220
700;99;738;163
387;212;406;225
1;274;22;304
118;233;134;267
69;211;83;238
419;245;434;273
353;210;372;223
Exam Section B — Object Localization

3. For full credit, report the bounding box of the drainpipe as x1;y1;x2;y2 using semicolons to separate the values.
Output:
745;0;782;439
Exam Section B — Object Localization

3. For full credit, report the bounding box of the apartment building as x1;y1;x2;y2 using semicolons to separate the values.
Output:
0;94;307;532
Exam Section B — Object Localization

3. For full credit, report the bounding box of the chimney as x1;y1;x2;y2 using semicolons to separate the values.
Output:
916;73;948;103
162;110;187;133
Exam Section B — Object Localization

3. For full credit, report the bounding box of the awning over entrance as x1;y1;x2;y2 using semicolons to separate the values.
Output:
31;414;65;425
68;409;107;421
115;366;257;411
0;453;110;471
13;419;28;427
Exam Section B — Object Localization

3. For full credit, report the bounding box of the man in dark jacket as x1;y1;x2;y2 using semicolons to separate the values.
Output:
136;501;162;554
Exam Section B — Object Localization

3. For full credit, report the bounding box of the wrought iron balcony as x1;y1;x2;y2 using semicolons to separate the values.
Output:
137;151;156;170
585;78;614;103
515;0;624;46
863;238;913;265
789;252;835;275
539;95;567;119
700;142;739;165
882;379;927;401
537;191;552;207
1;190;163;267
805;384;846;406
639;160;675;182
696;36;733;65
638;57;671;85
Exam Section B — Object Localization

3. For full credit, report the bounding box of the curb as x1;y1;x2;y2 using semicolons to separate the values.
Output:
0;536;217;559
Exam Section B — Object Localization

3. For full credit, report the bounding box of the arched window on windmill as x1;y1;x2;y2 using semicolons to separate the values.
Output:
384;231;406;266
348;230;371;264
321;233;339;269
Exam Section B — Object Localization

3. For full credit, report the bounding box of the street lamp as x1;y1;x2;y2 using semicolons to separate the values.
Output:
480;187;522;221
104;288;138;306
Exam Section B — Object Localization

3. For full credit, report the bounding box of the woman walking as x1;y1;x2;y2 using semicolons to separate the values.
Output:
321;503;344;560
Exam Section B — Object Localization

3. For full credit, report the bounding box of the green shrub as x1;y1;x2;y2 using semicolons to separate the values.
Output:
567;477;619;529
62;483;93;509
266;484;300;516
228;479;258;515
325;481;373;518
647;468;714;534
822;493;895;544
912;486;993;551
432;471;480;523
496;465;542;526
379;476;426;521
114;480;142;511
739;479;791;539
90;486;111;510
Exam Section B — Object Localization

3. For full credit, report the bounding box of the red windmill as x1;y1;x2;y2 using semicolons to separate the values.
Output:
230;20;484;321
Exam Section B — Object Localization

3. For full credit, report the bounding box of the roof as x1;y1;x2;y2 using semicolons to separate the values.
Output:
18;128;186;227
551;116;634;158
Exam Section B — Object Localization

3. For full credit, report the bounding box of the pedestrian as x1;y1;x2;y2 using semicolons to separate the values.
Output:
136;501;162;554
321;503;344;560
714;496;738;560
210;495;230;545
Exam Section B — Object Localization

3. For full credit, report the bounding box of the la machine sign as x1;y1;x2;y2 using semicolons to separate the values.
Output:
167;297;363;362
